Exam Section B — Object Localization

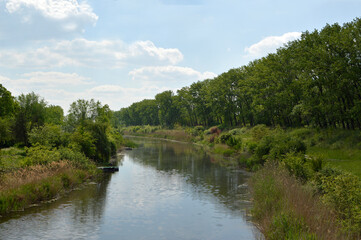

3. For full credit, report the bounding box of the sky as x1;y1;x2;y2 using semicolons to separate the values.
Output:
0;0;360;113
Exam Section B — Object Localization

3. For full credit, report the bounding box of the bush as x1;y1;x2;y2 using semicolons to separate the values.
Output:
282;153;311;182
28;124;64;148
252;133;307;164
69;127;96;160
218;132;242;149
250;124;270;141
21;145;61;167
209;126;221;135
267;212;316;240
57;147;90;169
313;168;361;234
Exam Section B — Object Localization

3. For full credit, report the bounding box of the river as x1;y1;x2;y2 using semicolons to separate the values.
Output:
0;137;262;240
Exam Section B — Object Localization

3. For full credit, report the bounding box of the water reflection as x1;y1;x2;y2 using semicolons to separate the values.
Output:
128;138;253;216
0;138;261;240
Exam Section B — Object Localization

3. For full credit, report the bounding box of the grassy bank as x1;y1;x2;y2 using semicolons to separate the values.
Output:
250;163;343;240
0;160;97;214
121;125;361;176
121;125;361;238
0;146;100;215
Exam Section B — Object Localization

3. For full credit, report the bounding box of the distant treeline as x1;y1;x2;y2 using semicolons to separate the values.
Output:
117;18;361;130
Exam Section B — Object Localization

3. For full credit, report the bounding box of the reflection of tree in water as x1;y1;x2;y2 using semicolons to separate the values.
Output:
69;153;124;225
69;172;112;224
128;138;252;214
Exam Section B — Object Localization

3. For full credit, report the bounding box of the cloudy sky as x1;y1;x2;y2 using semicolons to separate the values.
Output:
0;0;360;112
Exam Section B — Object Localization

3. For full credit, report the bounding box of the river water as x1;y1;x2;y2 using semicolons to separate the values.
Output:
0;137;262;240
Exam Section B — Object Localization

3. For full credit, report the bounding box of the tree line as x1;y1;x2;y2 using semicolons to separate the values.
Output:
0;87;122;163
117;18;361;130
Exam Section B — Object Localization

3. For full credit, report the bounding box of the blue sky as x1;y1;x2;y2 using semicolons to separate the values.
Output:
0;0;360;112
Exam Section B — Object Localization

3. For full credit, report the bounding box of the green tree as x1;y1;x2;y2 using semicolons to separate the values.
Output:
155;90;179;127
45;105;64;125
0;84;16;117
14;92;47;145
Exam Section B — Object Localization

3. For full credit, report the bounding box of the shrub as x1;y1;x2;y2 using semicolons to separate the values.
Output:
313;168;361;234
218;132;242;149
253;133;307;164
28;124;63;148
69;127;96;160
282;153;311;182
267;212;316;240
250;124;270;141
209;126;221;135
290;128;314;140
57;147;90;169
21;145;61;167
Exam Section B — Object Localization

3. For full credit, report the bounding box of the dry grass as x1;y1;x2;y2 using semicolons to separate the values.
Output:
250;163;345;240
153;129;192;142
0;161;75;192
278;169;342;239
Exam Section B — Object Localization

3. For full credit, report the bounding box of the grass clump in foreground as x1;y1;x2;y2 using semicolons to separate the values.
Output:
0;145;100;215
0;160;98;215
250;163;343;240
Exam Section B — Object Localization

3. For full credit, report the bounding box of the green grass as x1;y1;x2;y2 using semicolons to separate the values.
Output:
308;146;361;178
0;168;93;214
0;147;26;171
250;163;343;240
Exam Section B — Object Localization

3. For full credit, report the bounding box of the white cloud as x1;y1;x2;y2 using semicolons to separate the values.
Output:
5;0;98;21
0;72;175;112
20;71;92;85
0;39;184;69
0;0;98;43
0;71;92;95
129;66;217;83
88;84;171;110
244;32;301;58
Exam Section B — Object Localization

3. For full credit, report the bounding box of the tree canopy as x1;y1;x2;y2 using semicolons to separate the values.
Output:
117;18;361;130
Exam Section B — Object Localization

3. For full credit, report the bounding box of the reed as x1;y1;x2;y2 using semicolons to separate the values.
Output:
250;163;345;240
0;160;94;215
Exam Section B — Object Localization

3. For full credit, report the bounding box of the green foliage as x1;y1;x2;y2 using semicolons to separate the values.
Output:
117;18;361;132
21;145;61;167
0;168;92;215
69;127;96;160
0;84;16;117
0;117;14;147
45;105;64;125
250;124;270;141
85;121;111;163
218;132;242;149
267;213;317;240
313;168;361;234
213;144;235;156
282;153;311;182
155;90;179;128
28;124;64;148
252;130;307;164
57;147;90;169
13;92;47;146
65;99;111;131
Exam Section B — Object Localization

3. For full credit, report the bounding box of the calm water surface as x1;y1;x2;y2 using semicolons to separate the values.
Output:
0;137;262;240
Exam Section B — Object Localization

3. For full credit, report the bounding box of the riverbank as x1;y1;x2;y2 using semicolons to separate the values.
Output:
121;125;361;239
0;161;98;215
0;146;101;216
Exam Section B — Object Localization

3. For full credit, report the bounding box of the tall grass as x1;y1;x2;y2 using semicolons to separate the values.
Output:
250;163;344;240
0;160;95;214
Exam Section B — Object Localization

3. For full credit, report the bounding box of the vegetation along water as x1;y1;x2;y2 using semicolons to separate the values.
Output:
115;18;361;239
1;17;361;239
